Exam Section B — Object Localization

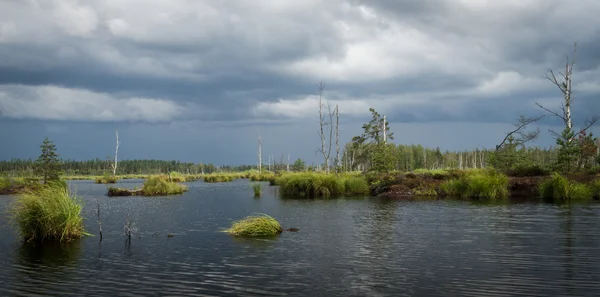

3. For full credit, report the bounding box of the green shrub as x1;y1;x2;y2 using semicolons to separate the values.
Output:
539;173;593;200
11;184;85;242
440;169;508;199
505;165;551;177
224;214;283;237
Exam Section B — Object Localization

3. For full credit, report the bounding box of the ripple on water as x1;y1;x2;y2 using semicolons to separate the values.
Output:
0;181;599;296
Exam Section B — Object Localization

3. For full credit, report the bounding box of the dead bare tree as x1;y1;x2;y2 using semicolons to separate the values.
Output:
110;129;120;176
257;131;262;173
496;115;545;151
335;104;340;172
317;81;334;173
123;213;137;243
536;42;598;140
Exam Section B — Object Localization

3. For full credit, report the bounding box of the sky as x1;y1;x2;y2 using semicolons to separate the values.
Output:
1;0;600;165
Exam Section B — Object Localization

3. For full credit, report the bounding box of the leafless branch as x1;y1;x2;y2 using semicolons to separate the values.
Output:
496;115;545;151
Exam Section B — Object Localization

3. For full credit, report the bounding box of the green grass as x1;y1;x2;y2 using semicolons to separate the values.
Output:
95;174;119;184
249;172;275;182
204;174;236;183
539;173;593;200
440;169;509;199
11;184;85;242
224;214;283;237
276;172;369;198
252;182;262;197
0;176;10;192
167;171;187;182
141;176;188;196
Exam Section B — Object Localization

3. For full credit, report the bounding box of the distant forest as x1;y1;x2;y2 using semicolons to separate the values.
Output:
0;143;588;176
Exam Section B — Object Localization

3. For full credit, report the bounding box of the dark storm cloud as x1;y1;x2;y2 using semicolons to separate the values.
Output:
2;0;600;163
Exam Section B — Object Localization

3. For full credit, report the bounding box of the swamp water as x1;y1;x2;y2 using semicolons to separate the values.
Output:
1;179;599;296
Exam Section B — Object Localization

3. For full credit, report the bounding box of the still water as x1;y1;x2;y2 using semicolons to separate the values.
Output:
0;179;599;296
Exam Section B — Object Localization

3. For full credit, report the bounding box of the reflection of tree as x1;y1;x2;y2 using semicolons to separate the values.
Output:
560;204;574;296
17;241;82;267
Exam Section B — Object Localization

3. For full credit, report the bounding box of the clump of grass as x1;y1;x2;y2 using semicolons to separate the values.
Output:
95;174;119;184
277;173;344;197
539;173;593;200
11;184;85;242
107;187;143;196
413;185;438;196
440;169;508;199
277;172;369;198
342;176;370;196
142;176;188;196
252;182;262;197
204;174;235;183
0;176;10;192
167;172;187;182
224;214;283;237
250;172;275;182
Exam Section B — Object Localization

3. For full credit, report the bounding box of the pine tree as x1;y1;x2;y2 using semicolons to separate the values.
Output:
554;127;579;173
34;138;62;184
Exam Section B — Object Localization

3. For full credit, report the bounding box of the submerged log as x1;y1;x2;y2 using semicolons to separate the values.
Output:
107;187;143;197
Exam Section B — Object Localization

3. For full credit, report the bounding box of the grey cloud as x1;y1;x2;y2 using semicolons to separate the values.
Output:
2;0;600;163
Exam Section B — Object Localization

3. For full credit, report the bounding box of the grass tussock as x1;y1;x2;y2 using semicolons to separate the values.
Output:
204;174;236;183
95;174;119;184
252;182;262;197
141;176;188;196
276;172;369;198
539;173;593;200
167;172;187;182
440;169;508;199
224;214;283;237
11;184;85;242
249;172;275;182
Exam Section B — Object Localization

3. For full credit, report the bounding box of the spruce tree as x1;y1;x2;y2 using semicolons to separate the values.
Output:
34;138;62;184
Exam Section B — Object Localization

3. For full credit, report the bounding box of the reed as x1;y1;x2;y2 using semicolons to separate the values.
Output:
252;182;262;197
539;173;593;200
440;169;508;199
11;184;85;242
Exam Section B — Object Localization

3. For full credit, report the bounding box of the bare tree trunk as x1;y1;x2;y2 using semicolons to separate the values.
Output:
383;115;387;144
111;129;120;176
258;133;262;173
335;104;340;171
537;42;597;141
317;82;334;173
287;154;290;171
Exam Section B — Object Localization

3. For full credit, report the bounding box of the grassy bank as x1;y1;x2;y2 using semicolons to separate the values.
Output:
276;172;369;198
440;169;509;199
11;184;85;242
1;177;46;195
370;168;600;201
538;173;600;200
95;174;119;184
224;214;283;237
